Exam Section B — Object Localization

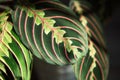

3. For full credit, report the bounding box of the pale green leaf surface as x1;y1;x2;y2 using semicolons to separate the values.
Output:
53;28;66;44
43;18;56;35
27;10;34;17
64;38;73;52
72;48;82;58
0;62;6;74
35;11;45;25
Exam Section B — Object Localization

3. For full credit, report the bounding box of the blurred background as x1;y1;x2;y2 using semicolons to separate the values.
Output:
104;0;120;80
30;0;120;80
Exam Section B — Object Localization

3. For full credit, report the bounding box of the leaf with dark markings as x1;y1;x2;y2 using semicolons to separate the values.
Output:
70;0;109;80
12;1;88;65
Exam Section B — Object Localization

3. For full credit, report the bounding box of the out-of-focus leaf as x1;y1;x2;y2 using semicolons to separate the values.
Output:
0;12;32;80
69;0;109;22
73;40;109;80
70;1;109;80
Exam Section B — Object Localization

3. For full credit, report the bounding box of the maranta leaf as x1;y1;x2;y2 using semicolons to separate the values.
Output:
70;0;109;80
12;1;88;65
0;12;32;80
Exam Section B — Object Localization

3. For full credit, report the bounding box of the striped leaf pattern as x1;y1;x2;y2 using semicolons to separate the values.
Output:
0;12;32;80
70;0;109;80
12;1;88;65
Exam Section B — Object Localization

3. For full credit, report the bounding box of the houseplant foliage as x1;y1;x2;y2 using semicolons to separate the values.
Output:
0;12;32;80
0;0;109;80
12;0;88;65
69;0;109;80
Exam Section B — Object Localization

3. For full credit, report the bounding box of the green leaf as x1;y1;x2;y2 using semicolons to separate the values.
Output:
12;2;88;65
70;1;109;80
0;12;32;80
